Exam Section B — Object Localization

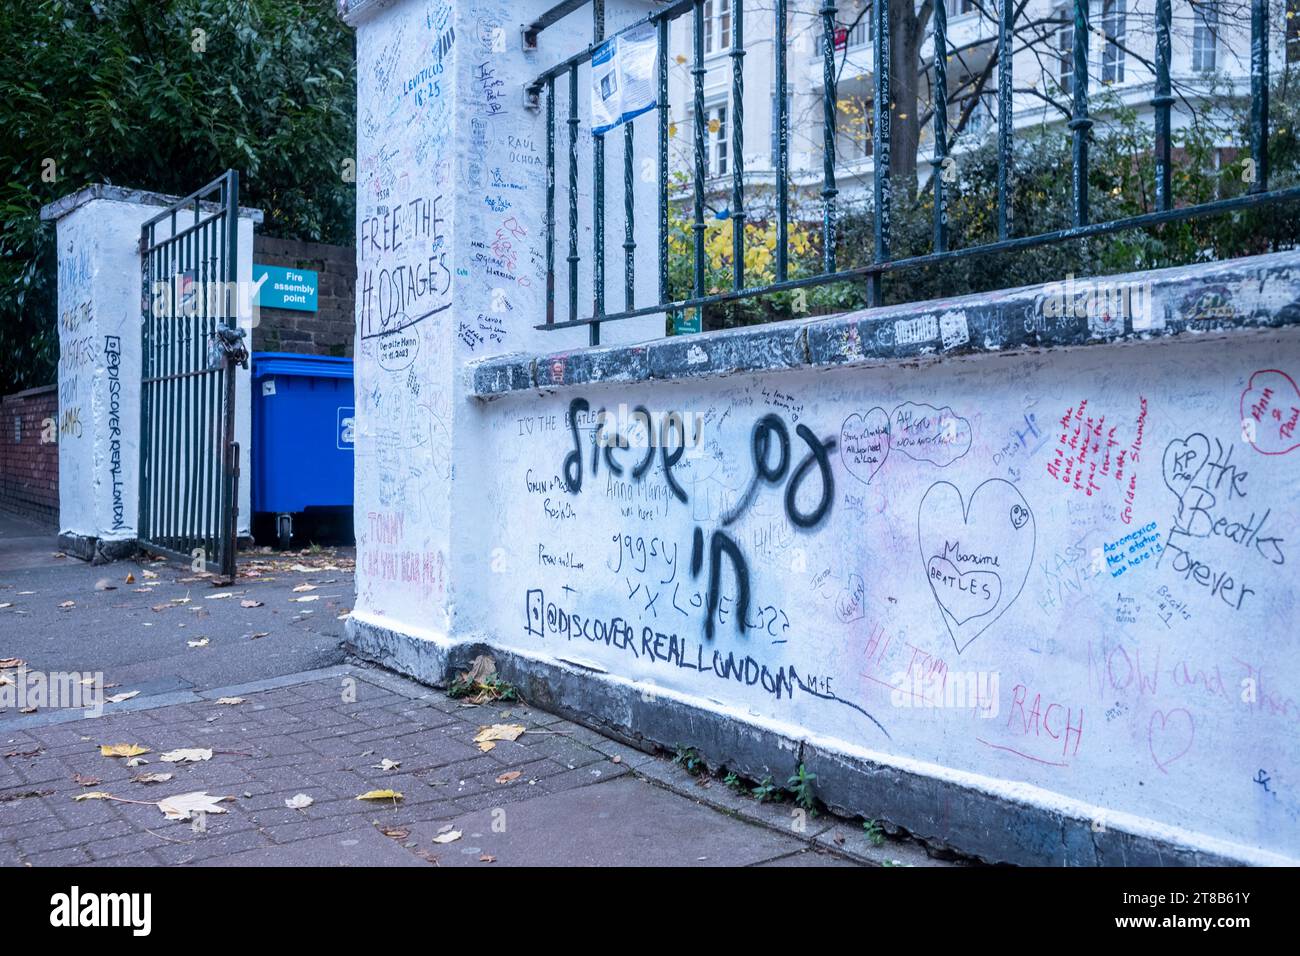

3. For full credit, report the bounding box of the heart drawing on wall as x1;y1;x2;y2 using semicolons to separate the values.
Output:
918;478;1036;654
839;407;891;484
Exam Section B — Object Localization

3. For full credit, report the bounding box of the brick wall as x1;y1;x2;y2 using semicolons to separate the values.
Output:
252;236;356;358
0;385;58;525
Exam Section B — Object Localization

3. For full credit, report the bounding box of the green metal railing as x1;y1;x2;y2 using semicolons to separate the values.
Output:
525;0;1300;341
138;171;242;580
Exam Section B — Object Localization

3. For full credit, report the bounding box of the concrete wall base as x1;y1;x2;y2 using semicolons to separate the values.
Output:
345;615;1275;866
58;533;137;565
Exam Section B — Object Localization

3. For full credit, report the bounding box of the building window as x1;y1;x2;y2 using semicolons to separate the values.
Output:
706;104;728;177
1056;6;1074;96
816;16;868;55
1101;0;1126;85
836;95;874;164
704;0;731;55
1192;1;1218;73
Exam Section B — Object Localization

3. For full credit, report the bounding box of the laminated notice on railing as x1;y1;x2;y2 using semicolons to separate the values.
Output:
590;22;657;135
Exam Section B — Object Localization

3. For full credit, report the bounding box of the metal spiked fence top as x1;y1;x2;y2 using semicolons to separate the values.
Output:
525;0;1300;346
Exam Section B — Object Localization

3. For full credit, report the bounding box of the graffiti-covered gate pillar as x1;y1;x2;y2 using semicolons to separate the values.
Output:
342;0;662;643
40;185;261;562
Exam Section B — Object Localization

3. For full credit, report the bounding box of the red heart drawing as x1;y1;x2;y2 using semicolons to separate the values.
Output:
1240;369;1300;456
1148;708;1195;773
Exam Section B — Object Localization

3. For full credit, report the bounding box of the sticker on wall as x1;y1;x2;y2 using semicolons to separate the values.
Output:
918;479;1036;654
262;380;276;397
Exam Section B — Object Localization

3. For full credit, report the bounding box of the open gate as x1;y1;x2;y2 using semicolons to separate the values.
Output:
138;171;248;580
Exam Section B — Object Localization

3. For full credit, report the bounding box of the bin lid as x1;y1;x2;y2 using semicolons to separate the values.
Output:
252;352;353;380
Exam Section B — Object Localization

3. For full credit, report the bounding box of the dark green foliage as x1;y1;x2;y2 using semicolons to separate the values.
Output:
0;0;356;390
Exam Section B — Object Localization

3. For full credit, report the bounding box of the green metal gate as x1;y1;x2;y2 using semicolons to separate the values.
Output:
139;171;248;580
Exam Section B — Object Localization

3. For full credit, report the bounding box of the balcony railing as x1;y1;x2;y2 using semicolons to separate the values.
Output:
524;0;1299;345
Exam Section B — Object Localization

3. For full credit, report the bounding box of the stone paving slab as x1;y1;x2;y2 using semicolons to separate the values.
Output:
208;828;431;867
397;775;818;867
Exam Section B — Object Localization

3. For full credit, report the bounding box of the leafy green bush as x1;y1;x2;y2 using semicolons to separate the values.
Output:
0;0;356;391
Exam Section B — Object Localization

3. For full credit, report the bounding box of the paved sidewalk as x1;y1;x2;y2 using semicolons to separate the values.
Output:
1;510;951;867
0;664;934;866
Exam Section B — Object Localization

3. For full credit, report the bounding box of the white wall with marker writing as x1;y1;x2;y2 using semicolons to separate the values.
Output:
462;333;1300;861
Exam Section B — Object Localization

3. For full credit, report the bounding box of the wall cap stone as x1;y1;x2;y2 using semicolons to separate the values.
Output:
40;183;264;224
468;249;1300;398
2;384;57;402
337;0;403;27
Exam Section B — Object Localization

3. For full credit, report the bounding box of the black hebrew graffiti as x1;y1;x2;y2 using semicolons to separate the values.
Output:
559;399;836;641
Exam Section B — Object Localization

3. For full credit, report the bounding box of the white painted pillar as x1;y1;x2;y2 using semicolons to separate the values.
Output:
343;0;663;640
40;185;260;559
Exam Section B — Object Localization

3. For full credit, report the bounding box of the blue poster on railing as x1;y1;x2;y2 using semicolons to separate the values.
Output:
590;22;657;136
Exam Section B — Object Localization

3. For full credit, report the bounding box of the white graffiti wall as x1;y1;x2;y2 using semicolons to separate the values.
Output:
53;195;255;542
464;333;1300;862
351;0;661;627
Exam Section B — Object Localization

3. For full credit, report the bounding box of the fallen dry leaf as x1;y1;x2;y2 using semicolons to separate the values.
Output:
126;757;147;768
479;854;496;863
74;792;114;802
158;790;231;821
432;829;462;844
474;723;526;752
105;691;140;705
246;632;270;640
100;743;151;759
19;706;37;714
131;772;173;784
215;697;245;706
355;789;403;801
292;595;319;603
160;748;213;763
285;793;314;809
125;572;136;584
373;759;401;772
187;638;209;648
239;600;263;608
142;570;159;579
58;600;75;609
0;659;23;669
0;603;13;610
73;773;102;787
205;593;233;600
291;584;318;593
495;771;522;784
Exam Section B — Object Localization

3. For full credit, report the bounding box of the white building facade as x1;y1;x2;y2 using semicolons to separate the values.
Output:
663;0;1297;208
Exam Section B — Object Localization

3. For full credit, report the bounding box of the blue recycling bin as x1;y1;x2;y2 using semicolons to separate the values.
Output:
251;353;354;543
